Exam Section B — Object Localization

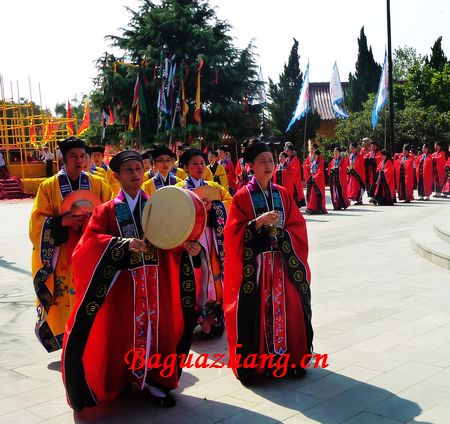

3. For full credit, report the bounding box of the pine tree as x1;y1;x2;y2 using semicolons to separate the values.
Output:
91;0;261;146
268;38;320;150
347;27;382;112
425;36;448;71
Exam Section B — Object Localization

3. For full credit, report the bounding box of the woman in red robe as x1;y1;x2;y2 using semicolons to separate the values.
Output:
347;142;366;205
284;143;305;207
374;150;396;205
364;140;382;202
306;149;327;214
224;140;313;383
443;150;450;196
395;144;415;202
432;141;447;197
273;152;294;201
416;144;434;200
328;146;350;210
62;151;201;411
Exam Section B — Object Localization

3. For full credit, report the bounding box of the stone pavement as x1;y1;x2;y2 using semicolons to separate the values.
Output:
0;193;449;424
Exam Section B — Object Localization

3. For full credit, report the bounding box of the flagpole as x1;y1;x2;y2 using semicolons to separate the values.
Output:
386;0;395;154
302;113;308;163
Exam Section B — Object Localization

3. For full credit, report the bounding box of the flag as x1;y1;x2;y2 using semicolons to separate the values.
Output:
286;62;310;132
157;85;168;129
108;106;115;125
330;62;349;119
66;100;74;135
181;79;189;127
29;117;37;146
372;49;389;129
101;109;109;140
77;100;90;136
42;118;53;146
193;58;204;123
250;66;267;106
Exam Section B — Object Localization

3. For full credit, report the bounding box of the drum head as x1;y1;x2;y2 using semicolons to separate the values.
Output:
142;186;198;249
60;190;101;215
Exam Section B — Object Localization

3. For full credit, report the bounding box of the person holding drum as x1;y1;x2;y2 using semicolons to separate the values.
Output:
29;137;111;353
223;140;313;382
177;148;232;339
62;150;202;411
142;144;182;196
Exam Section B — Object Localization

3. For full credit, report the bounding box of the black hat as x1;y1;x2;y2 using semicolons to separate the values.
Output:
141;149;152;160
243;141;271;163
176;143;186;151
57;137;87;155
370;140;379;146
178;148;207;167
150;144;176;160
84;146;93;155
334;145;342;152
91;145;105;154
403;144;411;151
109;150;143;173
313;149;321;156
284;142;295;151
217;144;231;153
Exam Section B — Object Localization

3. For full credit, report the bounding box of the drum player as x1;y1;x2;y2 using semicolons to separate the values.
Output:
177;148;232;340
29;136;111;353
62;150;202;410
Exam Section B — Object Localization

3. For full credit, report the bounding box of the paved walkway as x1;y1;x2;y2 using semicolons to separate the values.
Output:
0;193;449;423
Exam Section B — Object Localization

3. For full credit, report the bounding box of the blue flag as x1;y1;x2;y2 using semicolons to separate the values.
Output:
286;62;310;132
372;50;389;129
330;62;349;119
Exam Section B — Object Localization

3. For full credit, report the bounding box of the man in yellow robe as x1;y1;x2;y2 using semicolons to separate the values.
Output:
91;145;121;196
29;137;111;352
207;150;229;190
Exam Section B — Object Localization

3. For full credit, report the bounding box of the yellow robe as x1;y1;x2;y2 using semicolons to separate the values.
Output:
142;173;182;197
207;163;229;190
175;179;232;213
29;172;111;351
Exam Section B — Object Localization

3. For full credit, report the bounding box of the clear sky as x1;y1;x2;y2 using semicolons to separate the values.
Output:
1;0;448;111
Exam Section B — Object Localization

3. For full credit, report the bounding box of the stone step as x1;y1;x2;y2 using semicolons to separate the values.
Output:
410;208;450;270
434;210;450;244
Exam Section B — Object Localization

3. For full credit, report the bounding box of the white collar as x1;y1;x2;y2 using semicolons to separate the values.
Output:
123;190;140;213
189;176;203;188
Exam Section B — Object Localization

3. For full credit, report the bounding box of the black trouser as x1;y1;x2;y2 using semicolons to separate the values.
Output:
45;160;53;177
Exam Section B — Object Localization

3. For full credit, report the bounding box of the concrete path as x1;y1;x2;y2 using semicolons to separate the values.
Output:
0;193;449;423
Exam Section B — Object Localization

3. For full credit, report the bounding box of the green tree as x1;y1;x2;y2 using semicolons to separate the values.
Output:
268;38;320;154
91;0;261;147
346;27;382;112
425;36;448;71
393;46;423;81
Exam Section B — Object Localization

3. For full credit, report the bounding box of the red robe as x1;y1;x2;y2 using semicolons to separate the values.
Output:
395;153;415;201
303;155;312;181
364;149;382;197
347;152;366;201
286;155;305;207
416;153;434;197
235;157;251;189
220;158;236;193
443;156;450;195
328;156;350;210
432;150;447;193
374;159;396;205
224;180;312;380
273;164;294;201
62;192;194;411
306;157;327;214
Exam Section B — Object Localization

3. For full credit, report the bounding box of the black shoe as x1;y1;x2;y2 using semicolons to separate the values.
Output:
355;201;363;205
148;392;176;408
289;366;307;379
120;383;133;398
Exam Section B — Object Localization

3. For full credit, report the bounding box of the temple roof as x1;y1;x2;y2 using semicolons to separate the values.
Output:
310;82;349;121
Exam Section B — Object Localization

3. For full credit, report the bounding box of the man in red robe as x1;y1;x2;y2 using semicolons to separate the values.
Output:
364;140;382;203
347;142;366;205
284;142;306;207
374;150;396;205
273;152;295;200
306;149;327;214
62;151;201;411
432;141;447;197
303;142;319;182
224;140;312;383
395;144;415;202
218;145;236;194
416;144;434;200
328;146;350;210
235;139;252;189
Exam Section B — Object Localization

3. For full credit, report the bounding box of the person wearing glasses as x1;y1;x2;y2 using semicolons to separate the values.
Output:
142;144;181;197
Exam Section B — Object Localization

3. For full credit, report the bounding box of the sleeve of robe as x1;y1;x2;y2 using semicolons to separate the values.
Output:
223;185;311;371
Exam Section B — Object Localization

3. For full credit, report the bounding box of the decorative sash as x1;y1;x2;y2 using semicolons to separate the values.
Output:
349;168;366;190
34;170;91;352
153;172;177;191
236;182;313;379
114;190;159;385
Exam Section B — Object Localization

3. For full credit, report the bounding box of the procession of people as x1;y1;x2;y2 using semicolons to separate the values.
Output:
28;135;449;412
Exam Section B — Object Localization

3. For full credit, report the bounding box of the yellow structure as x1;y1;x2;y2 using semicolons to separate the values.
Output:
0;100;77;179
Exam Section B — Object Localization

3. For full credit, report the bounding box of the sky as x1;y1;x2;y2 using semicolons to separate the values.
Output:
1;0;448;112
